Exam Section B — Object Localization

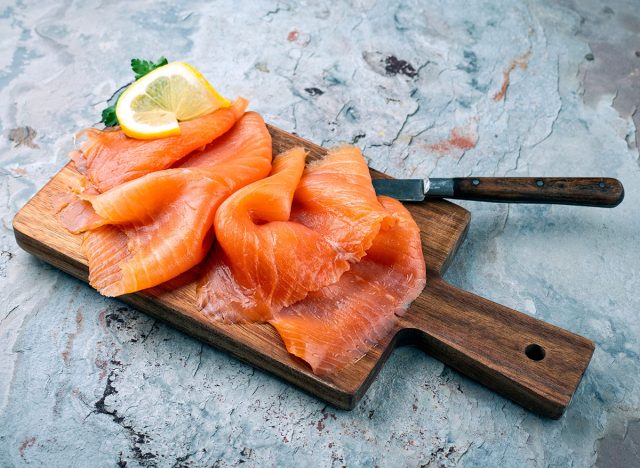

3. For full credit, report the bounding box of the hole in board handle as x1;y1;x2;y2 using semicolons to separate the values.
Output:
525;344;545;361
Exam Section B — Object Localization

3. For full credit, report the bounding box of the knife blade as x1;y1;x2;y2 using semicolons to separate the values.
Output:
372;177;624;207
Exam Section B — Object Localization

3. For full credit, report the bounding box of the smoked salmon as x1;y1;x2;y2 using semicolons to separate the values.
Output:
197;144;425;375
198;147;352;322
59;111;270;233
60;111;272;296
197;145;395;322
291;145;395;261
61;95;427;376
73;98;248;192
81;169;229;295
270;196;426;375
177;111;267;170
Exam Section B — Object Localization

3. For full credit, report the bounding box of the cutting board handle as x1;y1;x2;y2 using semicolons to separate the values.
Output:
400;278;595;418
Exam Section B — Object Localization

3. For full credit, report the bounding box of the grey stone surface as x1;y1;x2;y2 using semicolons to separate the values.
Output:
0;0;639;466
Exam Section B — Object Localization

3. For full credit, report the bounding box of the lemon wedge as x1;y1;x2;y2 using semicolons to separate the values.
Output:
116;61;230;139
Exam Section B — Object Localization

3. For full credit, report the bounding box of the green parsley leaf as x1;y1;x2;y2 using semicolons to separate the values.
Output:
101;104;118;127
130;56;169;80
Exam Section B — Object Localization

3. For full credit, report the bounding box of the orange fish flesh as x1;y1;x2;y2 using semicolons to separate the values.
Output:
73;98;248;192
270;196;426;375
60;111;272;296
197;145;395;322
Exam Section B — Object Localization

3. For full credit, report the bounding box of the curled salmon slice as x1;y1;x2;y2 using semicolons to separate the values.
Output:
198;147;352;322
82;169;232;296
270;197;426;376
74;98;248;192
197;145;394;323
291;145;394;261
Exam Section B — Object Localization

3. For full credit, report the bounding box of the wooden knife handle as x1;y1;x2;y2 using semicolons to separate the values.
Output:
399;278;595;418
445;177;624;207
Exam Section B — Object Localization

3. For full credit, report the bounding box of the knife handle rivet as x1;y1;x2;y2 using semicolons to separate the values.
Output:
472;179;480;186
599;182;605;188
536;180;544;187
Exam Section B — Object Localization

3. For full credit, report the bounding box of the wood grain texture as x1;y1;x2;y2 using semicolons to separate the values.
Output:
12;126;594;418
450;177;624;206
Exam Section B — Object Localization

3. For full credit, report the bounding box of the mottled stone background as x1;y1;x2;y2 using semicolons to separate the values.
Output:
1;0;639;466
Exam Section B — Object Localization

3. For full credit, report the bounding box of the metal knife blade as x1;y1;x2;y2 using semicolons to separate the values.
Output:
372;179;425;201
372;178;454;201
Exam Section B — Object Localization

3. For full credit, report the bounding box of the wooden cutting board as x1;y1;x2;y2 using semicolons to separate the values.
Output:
13;126;594;419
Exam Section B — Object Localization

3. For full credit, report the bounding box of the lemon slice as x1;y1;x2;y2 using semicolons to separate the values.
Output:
116;61;230;139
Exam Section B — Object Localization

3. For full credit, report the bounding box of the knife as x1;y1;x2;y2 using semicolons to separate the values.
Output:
372;177;624;207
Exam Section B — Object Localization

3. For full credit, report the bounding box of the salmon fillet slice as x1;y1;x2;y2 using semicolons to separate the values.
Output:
73;98;248;192
198;147;353;322
197;145;394;322
177;112;267;170
60;111;272;296
291;145;395;261
82;169;236;296
58;111;270;233
270;196;426;376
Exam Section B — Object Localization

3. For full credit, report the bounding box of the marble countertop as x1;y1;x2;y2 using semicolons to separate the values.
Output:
1;0;639;466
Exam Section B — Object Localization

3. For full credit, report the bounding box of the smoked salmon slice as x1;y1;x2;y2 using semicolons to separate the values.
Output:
197;145;394;322
270;196;426;376
81;169;228;295
291;145;394;261
58;111;271;233
177;112;268;171
198;147;352;322
73;98;248;192
60;111;272;296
